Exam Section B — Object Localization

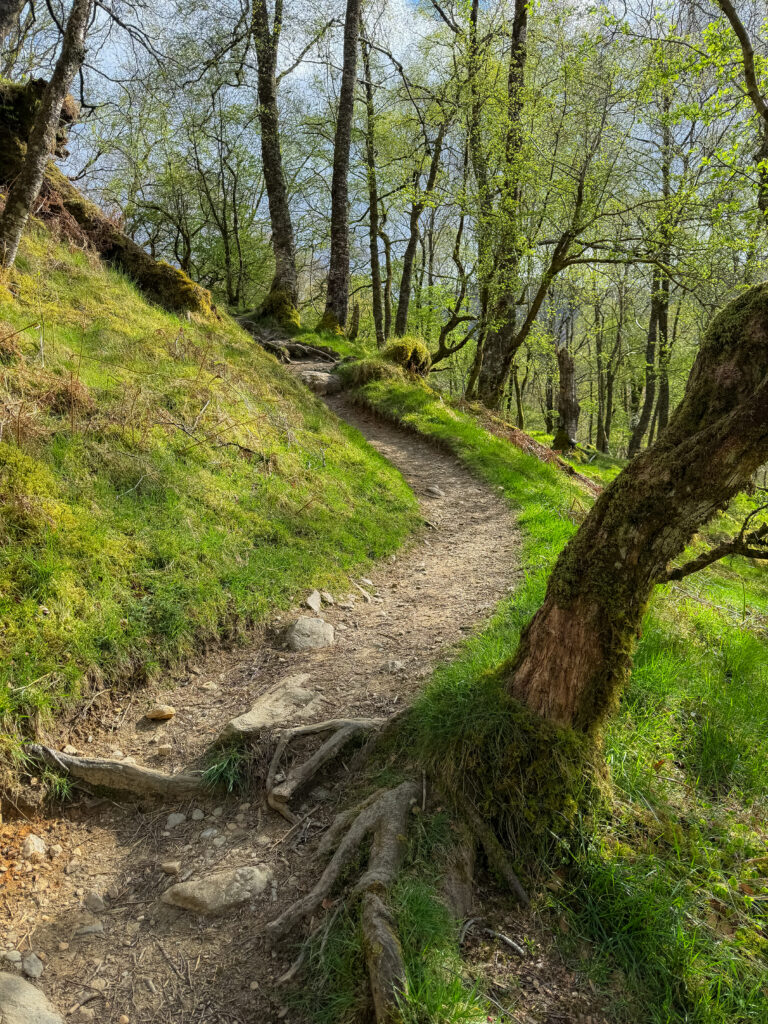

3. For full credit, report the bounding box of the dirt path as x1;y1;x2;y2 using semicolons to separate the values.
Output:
1;390;521;1024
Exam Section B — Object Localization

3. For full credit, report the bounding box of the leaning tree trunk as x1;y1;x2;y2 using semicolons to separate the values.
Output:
0;0;91;269
509;284;768;732
322;0;361;330
251;0;300;327
551;344;579;450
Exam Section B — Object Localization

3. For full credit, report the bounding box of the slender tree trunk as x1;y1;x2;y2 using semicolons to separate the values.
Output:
323;0;361;329
656;274;671;432
544;373;554;434
552;344;579;450
251;0;299;321
0;0;91;269
512;363;525;429
394;126;445;336
509;285;768;731
474;0;528;407
627;270;659;457
595;305;607;453
0;0;25;43
379;224;393;339
361;36;384;349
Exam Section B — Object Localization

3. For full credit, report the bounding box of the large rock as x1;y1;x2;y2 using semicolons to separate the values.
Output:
299;370;343;396
218;674;320;741
0;971;65;1023
285;617;334;652
161;866;272;914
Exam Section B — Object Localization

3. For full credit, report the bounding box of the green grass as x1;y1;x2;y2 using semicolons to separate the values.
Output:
345;371;768;1024
0;227;420;740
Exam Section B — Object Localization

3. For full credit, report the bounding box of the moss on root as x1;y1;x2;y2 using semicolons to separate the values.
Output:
259;286;301;332
337;358;405;388
318;309;346;336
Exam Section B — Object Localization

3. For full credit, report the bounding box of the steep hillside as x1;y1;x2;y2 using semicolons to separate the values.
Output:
0;224;419;740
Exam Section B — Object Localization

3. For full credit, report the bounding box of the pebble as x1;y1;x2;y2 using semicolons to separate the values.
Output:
119;1017;130;1024
200;828;218;840
63;744;78;755
145;704;176;721
319;591;334;605
191;809;205;821
77;1007;95;1020
1;950;21;964
110;749;124;759
22;952;43;979
212;806;223;817
166;812;186;829
304;589;323;613
58;942;69;952
160;860;181;875
425;484;445;497
75;921;104;936
49;844;63;859
21;834;46;863
84;891;106;913
157;744;173;756
212;836;226;848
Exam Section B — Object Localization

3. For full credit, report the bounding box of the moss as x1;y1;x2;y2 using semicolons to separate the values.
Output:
259;286;301;332
317;309;345;336
383;336;431;376
336;357;405;387
0;78;76;182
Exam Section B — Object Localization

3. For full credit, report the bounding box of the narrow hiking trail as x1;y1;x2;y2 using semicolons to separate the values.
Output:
0;386;522;1023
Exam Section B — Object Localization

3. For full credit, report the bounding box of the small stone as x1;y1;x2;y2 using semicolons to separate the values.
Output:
336;623;348;631
319;591;334;605
201;682;219;692
77;1008;95;1021
191;809;205;821
161;865;273;914
200;828;218;840
88;977;107;992
425;484;445;497
212;836;226;848
304;590;323;613
21;953;43;979
160;860;181;875
58;942;69;952
145;704;176;721
166;812;186;829
285;617;334;652
249;981;259;990
65;859;81;875
212;806;223;817
1;951;21;965
21;834;46;863
110;749;124;759
84;891;106;913
157;744;172;756
49;844;63;859
119;1017;130;1024
63;744;78;755
360;577;374;587
380;659;404;674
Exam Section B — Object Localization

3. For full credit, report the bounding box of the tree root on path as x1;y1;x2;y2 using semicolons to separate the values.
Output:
265;779;420;1023
265;717;387;823
25;743;205;797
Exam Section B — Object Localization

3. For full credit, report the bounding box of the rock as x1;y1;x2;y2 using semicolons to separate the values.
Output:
157;744;172;756
381;659;404;674
304;589;323;613
77;1008;95;1020
191;808;205;821
299;370;343;395
201;681;219;691
21;953;43;979
160;860;181;875
65;859;81;875
360;577;374;587
1;952;21;967
218;674;320;740
0;972;65;1023
166;812;186;829
425;484;445;497
161;866;272;914
21;835;46;863
353;584;372;603
49;844;63;859
57;943;69;953
212;806;223;817
63;744;78;755
75;921;104;936
285;617;334;652
200;828;218;840
145;704;176;721
319;590;334;605
84;891;106;913
110;749;124;759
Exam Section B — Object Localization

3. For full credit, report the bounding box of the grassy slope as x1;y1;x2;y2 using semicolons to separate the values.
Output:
0;228;419;737
338;370;768;1024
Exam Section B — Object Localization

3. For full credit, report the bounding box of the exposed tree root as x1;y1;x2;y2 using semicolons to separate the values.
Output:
456;795;529;906
265;779;419;1022
265;717;387;823
26;744;205;797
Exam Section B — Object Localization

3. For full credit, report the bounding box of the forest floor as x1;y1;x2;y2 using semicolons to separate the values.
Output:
0;389;610;1023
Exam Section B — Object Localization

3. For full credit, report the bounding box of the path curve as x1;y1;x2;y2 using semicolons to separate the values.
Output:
0;385;520;1024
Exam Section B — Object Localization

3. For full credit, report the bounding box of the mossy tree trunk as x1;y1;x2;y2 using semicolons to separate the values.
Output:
0;0;25;43
0;0;92;269
251;0;300;323
361;35;385;349
552;343;579;450
323;0;361;330
508;285;768;732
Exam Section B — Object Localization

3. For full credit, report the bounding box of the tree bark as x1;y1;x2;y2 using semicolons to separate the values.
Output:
627;269;659;457
0;0;25;43
251;0;300;320
323;0;361;329
509;284;768;732
378;223;393;339
361;36;385;348
0;0;91;269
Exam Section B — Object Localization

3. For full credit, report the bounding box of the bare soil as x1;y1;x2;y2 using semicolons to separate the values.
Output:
0;390;608;1023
